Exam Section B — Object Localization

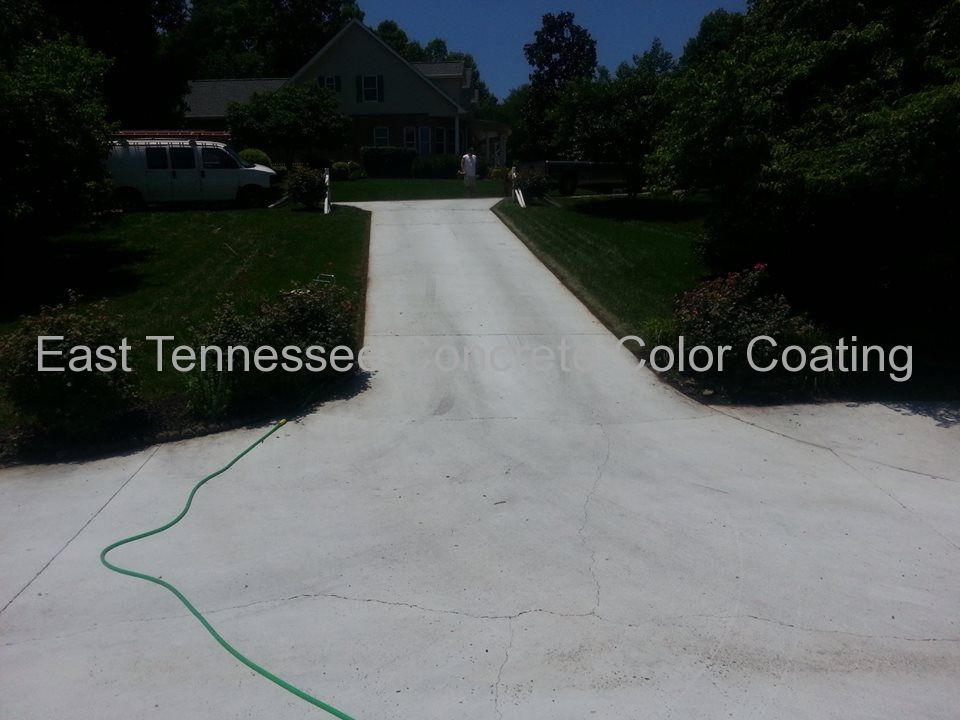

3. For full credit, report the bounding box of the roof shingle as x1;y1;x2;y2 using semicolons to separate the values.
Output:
184;78;288;118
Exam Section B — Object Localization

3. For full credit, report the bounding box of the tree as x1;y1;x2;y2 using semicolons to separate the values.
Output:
185;0;363;78
0;37;113;234
650;0;960;357
38;0;189;126
551;38;675;167
423;38;449;63
374;20;423;61
678;8;745;70
518;12;597;158
226;85;350;167
523;12;597;97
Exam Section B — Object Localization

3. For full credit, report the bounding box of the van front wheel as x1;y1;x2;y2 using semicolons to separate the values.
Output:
237;185;266;208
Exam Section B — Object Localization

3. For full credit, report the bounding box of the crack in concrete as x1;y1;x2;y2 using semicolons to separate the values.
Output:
829;449;960;553
709;405;957;484
578;422;611;614
0;445;161;618
493;618;514;720
7;595;956;651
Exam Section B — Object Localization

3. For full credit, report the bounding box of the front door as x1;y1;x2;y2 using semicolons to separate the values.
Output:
418;126;431;156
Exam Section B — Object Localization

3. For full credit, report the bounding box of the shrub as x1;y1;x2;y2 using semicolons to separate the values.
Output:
287;167;327;209
360;146;416;178
487;166;508;182
347;160;365;180
413;153;460;179
185;283;359;418
330;161;350;181
0;294;139;440
673;264;825;395
239;148;272;166
516;173;549;199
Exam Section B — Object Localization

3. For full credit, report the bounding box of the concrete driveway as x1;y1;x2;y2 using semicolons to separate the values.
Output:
1;198;958;719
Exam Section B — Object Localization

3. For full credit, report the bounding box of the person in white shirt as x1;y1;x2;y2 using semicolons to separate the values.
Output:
460;148;478;191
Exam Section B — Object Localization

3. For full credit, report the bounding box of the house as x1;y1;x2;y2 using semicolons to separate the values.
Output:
183;20;509;164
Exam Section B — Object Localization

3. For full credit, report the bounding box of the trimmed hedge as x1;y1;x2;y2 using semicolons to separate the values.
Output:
360;146;416;178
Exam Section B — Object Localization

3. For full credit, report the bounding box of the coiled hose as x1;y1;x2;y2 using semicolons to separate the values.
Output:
100;419;356;719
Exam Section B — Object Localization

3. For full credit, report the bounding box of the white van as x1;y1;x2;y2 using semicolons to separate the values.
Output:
107;139;277;207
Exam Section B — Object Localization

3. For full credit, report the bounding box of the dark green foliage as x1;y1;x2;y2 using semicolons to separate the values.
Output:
184;0;363;77
650;0;960;364
551;39;675;167
411;154;488;180
0;37;113;235
330;160;367;182
516;12;598;159
287;167;327;209
359;146;417;178
227;85;350;167
0;295;140;440
186;283;359;417
36;0;189;126
515;174;549;199
238;148;272;166
674;265;823;394
523;12;598;96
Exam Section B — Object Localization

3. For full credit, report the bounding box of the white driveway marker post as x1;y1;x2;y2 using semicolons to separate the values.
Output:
324;168;331;214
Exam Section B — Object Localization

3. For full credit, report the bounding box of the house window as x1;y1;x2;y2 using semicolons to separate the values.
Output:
403;126;416;150
319;75;341;92
374;127;390;147
433;127;446;155
363;75;381;102
418;126;431;156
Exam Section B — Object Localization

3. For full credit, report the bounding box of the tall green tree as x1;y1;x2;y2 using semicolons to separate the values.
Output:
185;0;363;78
226;85;350;167
523;11;598;97
650;0;960;353
1;36;112;234
38;0;188;126
518;11;597;158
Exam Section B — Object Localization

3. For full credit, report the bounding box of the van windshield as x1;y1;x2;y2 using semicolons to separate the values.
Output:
227;147;255;168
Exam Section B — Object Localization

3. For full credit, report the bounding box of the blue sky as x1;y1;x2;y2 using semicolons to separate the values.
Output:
358;0;748;98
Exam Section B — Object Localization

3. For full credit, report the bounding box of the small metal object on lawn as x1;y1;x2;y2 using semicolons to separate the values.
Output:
315;274;336;284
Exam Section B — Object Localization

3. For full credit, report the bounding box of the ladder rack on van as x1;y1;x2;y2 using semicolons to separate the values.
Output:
113;130;232;143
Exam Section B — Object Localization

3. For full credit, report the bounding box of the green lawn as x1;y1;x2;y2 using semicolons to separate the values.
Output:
494;195;708;339
1;205;369;454
331;177;507;202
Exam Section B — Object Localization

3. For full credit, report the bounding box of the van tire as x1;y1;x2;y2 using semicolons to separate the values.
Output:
237;185;265;208
113;187;145;211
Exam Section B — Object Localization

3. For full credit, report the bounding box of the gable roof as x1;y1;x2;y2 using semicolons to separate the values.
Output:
184;78;288;118
290;20;465;113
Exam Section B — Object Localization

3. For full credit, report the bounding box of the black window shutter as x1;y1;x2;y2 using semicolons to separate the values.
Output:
335;75;341;92
377;75;384;102
355;75;362;102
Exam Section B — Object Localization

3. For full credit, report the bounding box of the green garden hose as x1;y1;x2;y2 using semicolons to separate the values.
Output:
100;419;356;720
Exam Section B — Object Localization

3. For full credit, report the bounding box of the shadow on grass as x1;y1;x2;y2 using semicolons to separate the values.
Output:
3;234;151;322
569;195;713;224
